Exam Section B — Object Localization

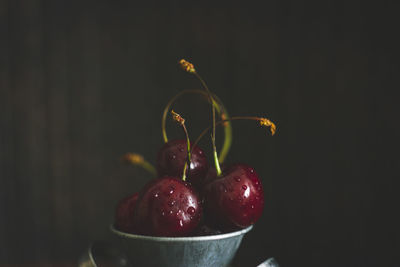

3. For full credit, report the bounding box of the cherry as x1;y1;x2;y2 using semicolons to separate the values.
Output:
156;139;208;189
203;163;264;230
132;176;202;236
114;192;139;233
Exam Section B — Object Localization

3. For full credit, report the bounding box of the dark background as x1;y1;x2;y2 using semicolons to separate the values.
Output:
1;1;399;266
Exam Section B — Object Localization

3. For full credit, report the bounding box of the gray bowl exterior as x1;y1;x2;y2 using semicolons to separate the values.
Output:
110;225;253;267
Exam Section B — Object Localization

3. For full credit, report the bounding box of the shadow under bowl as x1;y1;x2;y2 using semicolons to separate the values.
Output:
110;225;253;267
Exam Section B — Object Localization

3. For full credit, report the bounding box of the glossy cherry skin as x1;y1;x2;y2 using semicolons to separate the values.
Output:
114;192;139;233
203;163;264;230
132;176;202;236
156;139;208;189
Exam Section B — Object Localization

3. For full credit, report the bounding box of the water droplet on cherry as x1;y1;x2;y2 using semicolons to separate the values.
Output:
242;185;248;190
234;176;241;182
187;206;195;215
166;186;174;195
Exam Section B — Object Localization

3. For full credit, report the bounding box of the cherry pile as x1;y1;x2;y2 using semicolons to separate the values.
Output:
115;60;276;237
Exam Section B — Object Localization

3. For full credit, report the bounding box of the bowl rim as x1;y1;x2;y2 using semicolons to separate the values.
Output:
110;224;253;242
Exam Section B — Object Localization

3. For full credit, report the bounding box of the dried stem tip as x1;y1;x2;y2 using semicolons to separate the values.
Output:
121;152;156;175
221;112;229;126
171;110;185;125
260;118;276;136
122;153;145;164
179;59;196;73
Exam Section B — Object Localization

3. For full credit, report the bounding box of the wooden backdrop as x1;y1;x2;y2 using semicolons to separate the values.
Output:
1;1;398;266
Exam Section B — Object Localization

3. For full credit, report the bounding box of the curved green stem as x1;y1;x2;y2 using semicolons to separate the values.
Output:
211;94;232;163
180;122;191;181
193;72;221;176
161;89;232;163
213;142;222;175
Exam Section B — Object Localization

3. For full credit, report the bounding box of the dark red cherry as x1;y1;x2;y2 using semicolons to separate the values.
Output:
156;139;208;188
114;192;139;233
203;163;264;230
133;176;202;236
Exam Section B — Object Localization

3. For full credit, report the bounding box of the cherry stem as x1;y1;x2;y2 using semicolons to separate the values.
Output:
161;89;232;163
212;94;232;164
194;74;217;143
194;72;222;176
178;59;222;176
193;116;276;150
121;153;157;176
193;72;221;175
171;110;191;181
